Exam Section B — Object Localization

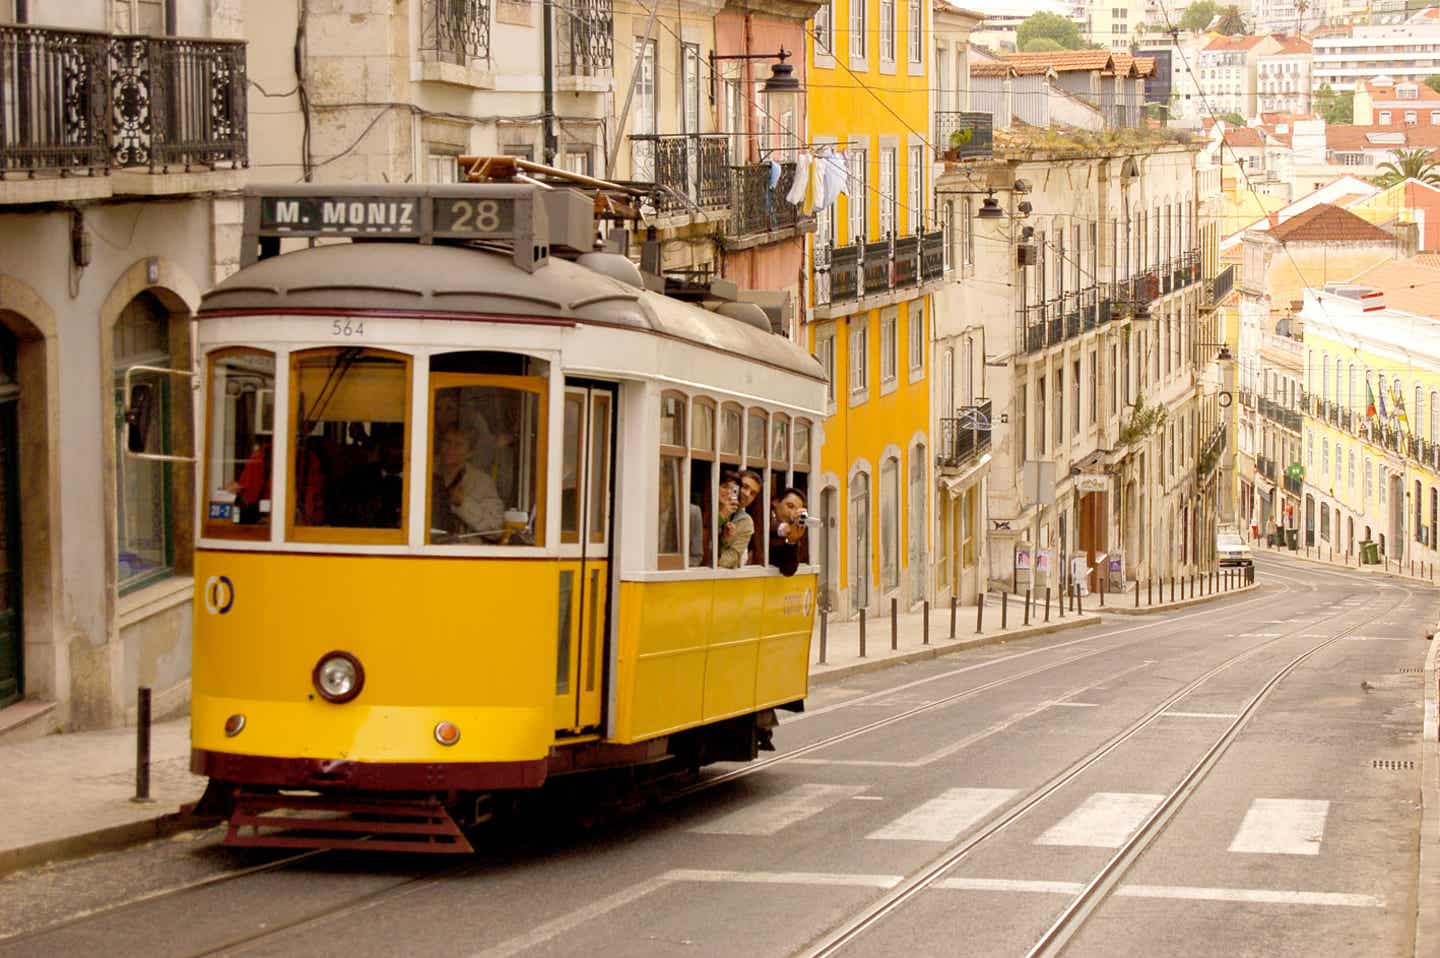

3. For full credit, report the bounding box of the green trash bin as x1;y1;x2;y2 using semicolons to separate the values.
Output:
1286;528;1299;550
1361;540;1379;565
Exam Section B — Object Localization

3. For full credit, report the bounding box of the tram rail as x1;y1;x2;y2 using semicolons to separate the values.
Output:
795;578;1413;958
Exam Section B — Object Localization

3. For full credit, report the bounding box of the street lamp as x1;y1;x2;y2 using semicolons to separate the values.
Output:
709;48;804;150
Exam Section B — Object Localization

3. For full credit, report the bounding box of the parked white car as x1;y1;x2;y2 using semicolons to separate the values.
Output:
1216;531;1253;569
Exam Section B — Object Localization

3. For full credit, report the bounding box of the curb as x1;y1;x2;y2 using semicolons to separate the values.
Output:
808;613;1103;687
1417;633;1440;958
1256;544;1438;588
1104;581;1259;616
0;808;221;879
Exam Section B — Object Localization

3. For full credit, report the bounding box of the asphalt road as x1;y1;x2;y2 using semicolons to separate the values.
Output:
0;553;1434;958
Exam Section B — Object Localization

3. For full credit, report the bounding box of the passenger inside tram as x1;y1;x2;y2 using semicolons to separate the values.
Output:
718;473;754;569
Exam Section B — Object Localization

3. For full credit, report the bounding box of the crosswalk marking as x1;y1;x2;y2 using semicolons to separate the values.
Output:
690;783;867;836
1035;792;1164;848
867;787;1018;842
1228;798;1330;855
930;879;1383;908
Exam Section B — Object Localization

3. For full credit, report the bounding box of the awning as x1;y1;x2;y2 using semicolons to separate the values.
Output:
1253;474;1275;496
940;453;991;494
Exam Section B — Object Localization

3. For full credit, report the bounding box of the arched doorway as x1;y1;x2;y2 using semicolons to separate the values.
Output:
0;326;20;708
850;472;871;614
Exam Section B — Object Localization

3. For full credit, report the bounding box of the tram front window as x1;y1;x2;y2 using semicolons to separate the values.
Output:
204;348;275;540
290;348;409;541
428;380;545;546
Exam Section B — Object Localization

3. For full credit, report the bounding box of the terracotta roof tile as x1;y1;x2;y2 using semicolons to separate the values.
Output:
1002;50;1115;72
1133;55;1157;77
1269;203;1395;243
1223;127;1264;148
1365;78;1440;102
1204;34;1271;52
1266;35;1313;55
969;61;1015;77
1325;123;1440;151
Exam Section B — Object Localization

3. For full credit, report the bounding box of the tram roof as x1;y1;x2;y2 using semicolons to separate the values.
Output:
199;242;825;382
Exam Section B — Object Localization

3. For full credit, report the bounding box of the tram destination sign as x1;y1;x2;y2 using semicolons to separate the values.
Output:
259;195;423;236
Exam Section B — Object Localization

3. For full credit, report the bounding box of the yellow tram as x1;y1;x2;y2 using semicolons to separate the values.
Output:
174;183;825;850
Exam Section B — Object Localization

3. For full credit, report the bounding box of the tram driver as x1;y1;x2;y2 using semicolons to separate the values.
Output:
432;426;505;541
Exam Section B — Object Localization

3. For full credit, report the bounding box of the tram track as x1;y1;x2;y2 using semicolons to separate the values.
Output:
0;572;1313;957
793;577;1411;958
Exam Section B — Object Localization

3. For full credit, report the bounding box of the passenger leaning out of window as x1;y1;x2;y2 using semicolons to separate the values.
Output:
738;469;765;566
718;472;754;569
769;487;809;577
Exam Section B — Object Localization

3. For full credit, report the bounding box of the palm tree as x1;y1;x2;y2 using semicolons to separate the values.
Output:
1214;4;1248;34
1295;0;1309;35
1374;148;1440;188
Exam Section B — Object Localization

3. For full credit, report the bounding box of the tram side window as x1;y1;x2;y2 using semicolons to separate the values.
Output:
204;349;276;540
689;399;716;567
429;373;547;546
290;348;409;541
658;392;686;569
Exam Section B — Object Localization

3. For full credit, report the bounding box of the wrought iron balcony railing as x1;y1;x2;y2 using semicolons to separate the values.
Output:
1283;472;1303;495
862;239;892;295
921;230;945;281
816;231;944;308
558;0;612;75
729;162;800;236
1198;422;1226;483
939;400;993;469
630;133;730;212
893;235;920;288
422;0;491;65
1205;263;1235;307
0;25;247;176
934;111;993;160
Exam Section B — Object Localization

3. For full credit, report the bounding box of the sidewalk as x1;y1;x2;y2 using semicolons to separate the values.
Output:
0;717;207;877
1254;536;1440;590
0;576;1253;878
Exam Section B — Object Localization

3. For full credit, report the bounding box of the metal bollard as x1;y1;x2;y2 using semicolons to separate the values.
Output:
819;612;828;665
1170;577;1175;603
1025;589;1032;625
133;686;153;804
891;597;898;651
1002;592;1009;629
1148;577;1153;606
1076;584;1083;614
1135;579;1140;608
1100;574;1105;607
950;595;957;639
1059;584;1066;618
1045;587;1051;622
973;596;980;636
859;608;867;658
924;600;931;645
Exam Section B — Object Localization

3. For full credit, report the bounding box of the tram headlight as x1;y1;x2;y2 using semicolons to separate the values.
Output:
312;651;364;703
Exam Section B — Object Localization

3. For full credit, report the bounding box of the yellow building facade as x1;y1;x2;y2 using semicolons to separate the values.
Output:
805;0;941;617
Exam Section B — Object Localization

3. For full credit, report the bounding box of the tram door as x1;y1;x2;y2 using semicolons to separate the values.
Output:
554;383;615;733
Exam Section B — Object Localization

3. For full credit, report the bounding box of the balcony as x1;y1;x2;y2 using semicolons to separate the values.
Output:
1283;472;1303;495
1205;263;1235;308
557;0;612;80
1258;396;1302;433
814;231;945;312
729;162;805;239
934;111;993;161
939;400;993;469
630;133;730;214
420;0;492;86
1134;270;1160;304
1198;422;1226;483
1023;305;1047;354
1256;456;1278;481
1;25;247;200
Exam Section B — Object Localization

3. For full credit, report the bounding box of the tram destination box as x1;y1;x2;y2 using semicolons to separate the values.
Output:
243;184;595;271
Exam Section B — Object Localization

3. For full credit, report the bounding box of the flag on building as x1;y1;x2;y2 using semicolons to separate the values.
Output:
1394;384;1411;431
1379;385;1389;420
1366;379;1377;418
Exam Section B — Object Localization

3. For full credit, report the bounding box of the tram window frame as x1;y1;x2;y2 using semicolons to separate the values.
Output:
426;371;549;548
720;402;743;459
689;397;717;568
588;393;611;546
794;418;813;471
561;390;586;545
286;347;412;546
658;390;688;569
201;346;277;542
746;408;770;566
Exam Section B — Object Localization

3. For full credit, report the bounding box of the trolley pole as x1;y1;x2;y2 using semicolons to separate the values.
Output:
133;686;153;805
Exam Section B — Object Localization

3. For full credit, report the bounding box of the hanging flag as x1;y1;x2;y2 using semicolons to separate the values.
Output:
1378;384;1389;420
1366;379;1377;418
1394;384;1412;431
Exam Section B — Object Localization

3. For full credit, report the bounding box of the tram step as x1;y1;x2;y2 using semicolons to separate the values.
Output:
224;790;474;854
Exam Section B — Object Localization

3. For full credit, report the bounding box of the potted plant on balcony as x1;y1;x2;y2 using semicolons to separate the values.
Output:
941;126;974;161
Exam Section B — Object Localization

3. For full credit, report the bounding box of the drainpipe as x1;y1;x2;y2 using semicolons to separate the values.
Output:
542;0;557;165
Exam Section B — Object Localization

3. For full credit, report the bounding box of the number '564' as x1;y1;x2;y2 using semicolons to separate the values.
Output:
332;320;364;337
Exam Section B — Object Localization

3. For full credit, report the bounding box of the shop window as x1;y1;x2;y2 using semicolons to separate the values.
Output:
114;292;175;589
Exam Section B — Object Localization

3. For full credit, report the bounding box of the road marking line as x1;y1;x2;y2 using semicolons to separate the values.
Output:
1239;632;1282;638
1228;798;1330;856
1051;701;1100;708
1345;635;1412;642
927;878;1384;908
667;869;901;889
867;788;1019;842
1160;711;1240;719
934;877;1086;895
791;662;1153;769
852;795;886;801
1116;885;1382;908
690;783;867;835
1036;792;1165;848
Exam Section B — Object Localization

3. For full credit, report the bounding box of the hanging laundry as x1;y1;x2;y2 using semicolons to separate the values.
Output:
817;150;848;212
803;153;820;215
785;152;811;205
763;157;782;190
